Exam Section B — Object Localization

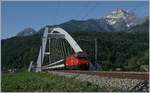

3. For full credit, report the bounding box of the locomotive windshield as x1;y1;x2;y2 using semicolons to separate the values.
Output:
77;55;90;60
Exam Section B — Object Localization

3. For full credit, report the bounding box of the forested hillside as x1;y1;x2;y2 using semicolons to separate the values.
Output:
71;31;149;71
1;34;41;71
1;20;149;72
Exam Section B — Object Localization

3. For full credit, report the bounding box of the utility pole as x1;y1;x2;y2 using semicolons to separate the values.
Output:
49;38;51;64
95;38;98;62
28;61;33;72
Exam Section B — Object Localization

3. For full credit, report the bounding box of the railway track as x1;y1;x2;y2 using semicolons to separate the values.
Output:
57;70;149;80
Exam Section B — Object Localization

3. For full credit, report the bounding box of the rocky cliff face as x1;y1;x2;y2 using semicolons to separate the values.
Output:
102;8;144;31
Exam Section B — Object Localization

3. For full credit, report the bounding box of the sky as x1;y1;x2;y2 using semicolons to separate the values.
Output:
1;1;149;39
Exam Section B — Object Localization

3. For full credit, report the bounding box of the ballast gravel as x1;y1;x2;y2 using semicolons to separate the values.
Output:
47;71;145;91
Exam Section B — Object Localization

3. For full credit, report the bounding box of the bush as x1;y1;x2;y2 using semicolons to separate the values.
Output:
2;72;105;92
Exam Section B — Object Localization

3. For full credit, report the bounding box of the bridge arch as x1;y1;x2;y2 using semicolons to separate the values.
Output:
36;27;83;72
51;27;83;53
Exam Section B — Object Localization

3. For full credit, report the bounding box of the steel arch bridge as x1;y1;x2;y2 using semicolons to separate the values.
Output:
36;27;83;72
28;27;100;72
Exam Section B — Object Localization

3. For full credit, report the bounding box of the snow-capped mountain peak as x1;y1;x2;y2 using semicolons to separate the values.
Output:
106;8;135;19
102;8;143;31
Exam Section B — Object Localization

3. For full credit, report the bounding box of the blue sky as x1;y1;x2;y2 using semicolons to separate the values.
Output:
1;1;149;39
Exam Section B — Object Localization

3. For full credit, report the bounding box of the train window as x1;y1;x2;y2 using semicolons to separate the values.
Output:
77;56;88;60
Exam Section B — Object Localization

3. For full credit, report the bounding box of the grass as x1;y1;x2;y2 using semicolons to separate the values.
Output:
2;71;105;92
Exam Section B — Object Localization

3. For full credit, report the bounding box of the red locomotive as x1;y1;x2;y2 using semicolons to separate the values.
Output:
65;52;91;69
